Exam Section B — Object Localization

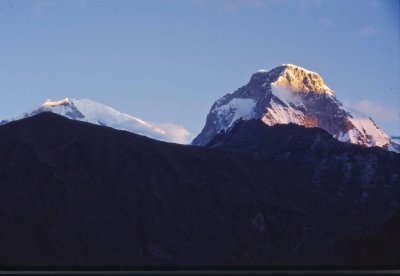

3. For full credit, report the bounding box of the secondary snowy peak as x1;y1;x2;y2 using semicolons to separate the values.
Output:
192;64;399;152
1;98;190;144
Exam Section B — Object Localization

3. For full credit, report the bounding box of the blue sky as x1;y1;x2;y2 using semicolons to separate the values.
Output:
0;0;399;138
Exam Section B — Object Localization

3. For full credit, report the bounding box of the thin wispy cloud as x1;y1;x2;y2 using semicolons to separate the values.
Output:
0;0;12;16
370;0;382;9
220;0;322;14
298;0;321;13
319;16;333;28
355;26;380;38
32;0;87;17
153;123;192;144
221;0;267;14
346;100;399;123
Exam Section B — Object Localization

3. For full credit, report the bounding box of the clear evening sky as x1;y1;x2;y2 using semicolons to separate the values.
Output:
0;0;399;139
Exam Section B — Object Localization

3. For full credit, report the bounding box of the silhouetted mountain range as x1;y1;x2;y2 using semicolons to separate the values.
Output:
0;112;398;267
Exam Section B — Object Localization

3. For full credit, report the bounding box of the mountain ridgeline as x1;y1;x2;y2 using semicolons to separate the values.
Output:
0;98;189;144
1;64;398;151
0;112;399;267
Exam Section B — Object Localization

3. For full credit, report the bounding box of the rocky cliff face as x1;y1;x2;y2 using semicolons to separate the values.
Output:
193;64;398;152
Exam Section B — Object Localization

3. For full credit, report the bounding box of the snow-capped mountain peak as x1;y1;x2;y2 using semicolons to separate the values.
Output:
193;64;399;152
1;98;190;144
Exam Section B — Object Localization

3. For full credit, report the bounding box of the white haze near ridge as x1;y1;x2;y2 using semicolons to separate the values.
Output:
347;100;399;124
342;99;400;138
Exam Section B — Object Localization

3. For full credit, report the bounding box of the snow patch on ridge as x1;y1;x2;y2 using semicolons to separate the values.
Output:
72;99;159;131
262;101;304;126
339;105;390;147
347;117;389;147
70;99;191;144
214;98;256;127
271;83;306;109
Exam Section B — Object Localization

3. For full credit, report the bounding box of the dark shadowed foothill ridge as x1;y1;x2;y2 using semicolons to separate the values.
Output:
0;112;399;267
